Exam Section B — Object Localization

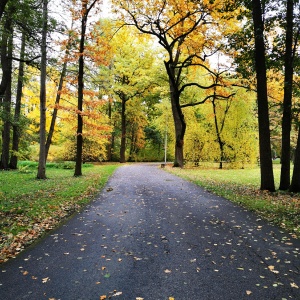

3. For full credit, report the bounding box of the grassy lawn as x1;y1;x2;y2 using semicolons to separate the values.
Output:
167;163;300;239
0;162;118;263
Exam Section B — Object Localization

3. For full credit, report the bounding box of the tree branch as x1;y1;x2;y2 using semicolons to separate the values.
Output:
181;93;235;108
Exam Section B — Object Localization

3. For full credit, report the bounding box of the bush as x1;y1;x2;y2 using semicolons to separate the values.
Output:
17;161;93;170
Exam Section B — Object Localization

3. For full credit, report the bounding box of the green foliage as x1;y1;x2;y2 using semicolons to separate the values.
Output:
17;160;93;170
182;87;258;167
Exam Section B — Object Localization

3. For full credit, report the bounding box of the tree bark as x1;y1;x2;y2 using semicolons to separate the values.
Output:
289;126;300;192
252;0;275;191
165;63;186;168
0;12;12;102
37;0;48;179
0;0;9;21
0;15;13;170
10;30;26;169
106;97;113;161
279;0;294;190
119;96;126;163
74;1;88;176
1;66;12;170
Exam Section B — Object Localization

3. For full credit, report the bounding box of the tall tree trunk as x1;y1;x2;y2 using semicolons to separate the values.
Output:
290;126;300;192
74;2;88;176
74;0;98;175
212;99;225;169
0;12;12;102
0;16;13;170
1;67;12;170
252;0;275;191
168;76;186;168
0;0;9;21
279;0;294;190
106;97;113;161
120;97;126;163
10;30;26;169
37;0;48;179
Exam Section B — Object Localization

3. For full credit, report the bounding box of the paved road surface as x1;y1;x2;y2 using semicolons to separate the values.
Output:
0;164;299;300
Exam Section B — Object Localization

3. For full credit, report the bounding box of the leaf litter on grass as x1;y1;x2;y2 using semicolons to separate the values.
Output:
0;165;118;263
167;166;300;238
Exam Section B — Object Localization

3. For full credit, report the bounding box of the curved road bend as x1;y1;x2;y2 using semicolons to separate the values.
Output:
0;164;299;300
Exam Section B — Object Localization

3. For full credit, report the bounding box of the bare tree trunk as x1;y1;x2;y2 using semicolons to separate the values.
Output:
106;97;113;161
120;96;126;163
74;0;99;175
10;30;26;169
0;16;13;170
0;0;9;21
212;98;225;169
1;70;12;170
280;0;294;190
37;0;48;179
252;0;275;191
74;1;87;176
168;73;186;168
290;126;300;192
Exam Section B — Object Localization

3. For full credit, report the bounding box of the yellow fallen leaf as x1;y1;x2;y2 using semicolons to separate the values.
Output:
169;297;175;300
136;298;144;300
100;296;106;300
268;265;274;271
42;277;50;283
246;290;252;295
290;282;299;289
164;269;172;273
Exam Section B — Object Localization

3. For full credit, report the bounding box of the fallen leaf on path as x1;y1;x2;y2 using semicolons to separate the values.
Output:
42;277;50;283
246;290;252;295
136;298;144;300
164;269;172;273
100;296;106;300
290;282;299;289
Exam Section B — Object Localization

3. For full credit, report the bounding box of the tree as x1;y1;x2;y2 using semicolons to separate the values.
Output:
0;2;15;169
74;0;100;176
251;0;275;191
36;0;48;179
112;0;236;167
280;0;299;190
9;31;26;169
45;26;74;161
109;27;156;162
0;0;9;21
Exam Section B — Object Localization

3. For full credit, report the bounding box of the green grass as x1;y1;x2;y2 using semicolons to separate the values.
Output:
0;162;119;262
167;164;300;238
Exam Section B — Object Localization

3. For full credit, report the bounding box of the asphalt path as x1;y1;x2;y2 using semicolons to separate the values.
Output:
0;164;300;300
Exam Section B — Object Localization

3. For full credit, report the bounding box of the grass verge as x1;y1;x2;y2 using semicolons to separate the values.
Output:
0;163;119;263
167;164;300;239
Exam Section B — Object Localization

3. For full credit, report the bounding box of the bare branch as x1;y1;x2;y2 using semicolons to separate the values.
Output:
181;93;235;108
